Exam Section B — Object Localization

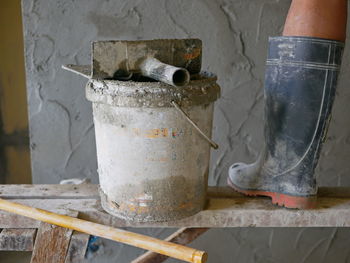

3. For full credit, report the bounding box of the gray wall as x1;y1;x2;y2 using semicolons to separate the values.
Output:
22;0;350;262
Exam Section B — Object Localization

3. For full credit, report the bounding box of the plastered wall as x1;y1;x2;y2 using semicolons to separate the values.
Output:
22;0;350;262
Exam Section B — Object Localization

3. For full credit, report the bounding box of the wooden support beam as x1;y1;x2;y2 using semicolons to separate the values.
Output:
1;184;350;199
30;211;78;263
1;185;350;228
132;228;209;263
0;184;99;199
65;231;90;263
0;228;36;251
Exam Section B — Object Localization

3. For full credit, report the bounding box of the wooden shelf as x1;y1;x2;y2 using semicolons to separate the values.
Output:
1;184;350;228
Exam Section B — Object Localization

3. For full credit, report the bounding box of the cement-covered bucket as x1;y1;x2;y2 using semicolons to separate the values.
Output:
86;72;220;222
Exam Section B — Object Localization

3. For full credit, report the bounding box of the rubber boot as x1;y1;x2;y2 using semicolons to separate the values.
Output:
227;36;344;209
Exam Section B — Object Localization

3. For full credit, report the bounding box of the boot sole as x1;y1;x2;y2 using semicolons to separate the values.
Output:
227;177;317;209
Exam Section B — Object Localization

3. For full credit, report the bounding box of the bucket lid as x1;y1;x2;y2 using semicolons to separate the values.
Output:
84;72;220;108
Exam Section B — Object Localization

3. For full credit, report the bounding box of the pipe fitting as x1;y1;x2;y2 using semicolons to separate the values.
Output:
140;57;190;87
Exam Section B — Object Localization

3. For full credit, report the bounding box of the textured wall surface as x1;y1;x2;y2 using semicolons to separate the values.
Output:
22;0;350;262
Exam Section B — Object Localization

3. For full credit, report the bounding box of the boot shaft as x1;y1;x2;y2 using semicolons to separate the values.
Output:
262;36;344;194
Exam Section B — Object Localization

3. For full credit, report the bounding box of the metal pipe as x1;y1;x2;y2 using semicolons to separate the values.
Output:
140;57;190;87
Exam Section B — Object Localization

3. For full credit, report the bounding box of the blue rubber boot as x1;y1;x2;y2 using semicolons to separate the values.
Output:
228;36;344;209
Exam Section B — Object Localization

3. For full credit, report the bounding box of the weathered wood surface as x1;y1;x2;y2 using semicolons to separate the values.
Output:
0;184;99;199
30;211;78;263
64;231;89;263
0;228;36;251
1;184;349;199
1;185;350;228
132;228;209;263
0;228;89;261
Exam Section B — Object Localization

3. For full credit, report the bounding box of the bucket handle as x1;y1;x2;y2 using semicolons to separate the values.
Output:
171;101;219;149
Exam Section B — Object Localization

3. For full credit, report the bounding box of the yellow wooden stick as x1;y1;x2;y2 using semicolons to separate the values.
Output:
0;198;207;263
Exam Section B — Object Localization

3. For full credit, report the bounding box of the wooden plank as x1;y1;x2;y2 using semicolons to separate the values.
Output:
30;223;73;263
1;185;350;199
73;196;350;227
30;211;78;263
64;231;90;263
0;210;41;228
132;228;208;263
1;196;350;228
0;184;99;199
0;228;36;251
1;185;350;228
